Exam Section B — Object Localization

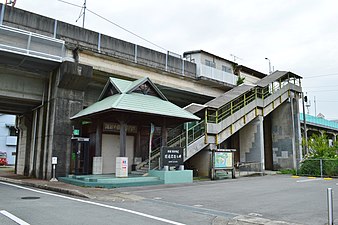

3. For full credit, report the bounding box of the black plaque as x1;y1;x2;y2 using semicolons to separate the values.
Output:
160;146;183;168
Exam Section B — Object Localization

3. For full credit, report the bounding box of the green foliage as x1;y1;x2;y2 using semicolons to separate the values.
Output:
304;134;338;159
236;75;245;85
300;134;338;177
278;169;296;175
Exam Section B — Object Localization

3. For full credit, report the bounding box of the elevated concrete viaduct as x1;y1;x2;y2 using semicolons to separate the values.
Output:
0;4;303;180
0;4;229;179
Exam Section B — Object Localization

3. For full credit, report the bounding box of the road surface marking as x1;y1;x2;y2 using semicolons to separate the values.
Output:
323;178;332;180
0;210;30;225
296;178;323;183
308;177;316;179
193;204;203;207
291;176;300;178
0;182;185;225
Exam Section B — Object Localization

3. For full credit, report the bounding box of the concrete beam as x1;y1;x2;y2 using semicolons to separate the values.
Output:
79;52;224;98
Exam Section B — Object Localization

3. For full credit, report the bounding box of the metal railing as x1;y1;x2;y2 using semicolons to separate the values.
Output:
206;77;299;124
0;25;65;62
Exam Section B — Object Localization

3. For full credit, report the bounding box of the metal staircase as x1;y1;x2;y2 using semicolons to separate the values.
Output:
135;71;302;173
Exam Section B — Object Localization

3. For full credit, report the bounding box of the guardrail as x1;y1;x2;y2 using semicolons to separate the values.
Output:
0;25;65;62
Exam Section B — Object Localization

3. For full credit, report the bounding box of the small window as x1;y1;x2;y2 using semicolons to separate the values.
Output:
205;59;216;68
222;65;232;73
9;127;17;136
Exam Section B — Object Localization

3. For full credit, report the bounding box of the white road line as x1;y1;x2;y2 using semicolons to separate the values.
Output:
0;182;185;225
296;178;323;183
0;210;30;225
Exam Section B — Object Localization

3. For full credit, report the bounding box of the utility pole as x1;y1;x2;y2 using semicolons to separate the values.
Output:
265;57;272;74
302;92;308;155
82;0;86;28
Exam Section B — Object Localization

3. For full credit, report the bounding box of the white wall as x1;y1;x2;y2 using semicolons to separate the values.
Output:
240;71;261;85
0;114;17;165
101;134;134;174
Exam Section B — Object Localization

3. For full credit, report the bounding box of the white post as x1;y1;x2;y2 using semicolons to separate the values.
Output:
327;188;333;225
50;157;58;182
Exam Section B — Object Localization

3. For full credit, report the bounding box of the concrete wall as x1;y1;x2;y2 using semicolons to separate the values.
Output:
1;5;196;77
239;116;264;167
0;114;16;164
186;149;210;177
240;71;261;85
271;100;297;169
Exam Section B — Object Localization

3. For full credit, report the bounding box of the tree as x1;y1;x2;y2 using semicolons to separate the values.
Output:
305;133;337;159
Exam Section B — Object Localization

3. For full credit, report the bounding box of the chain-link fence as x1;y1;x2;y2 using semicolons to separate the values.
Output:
297;159;338;178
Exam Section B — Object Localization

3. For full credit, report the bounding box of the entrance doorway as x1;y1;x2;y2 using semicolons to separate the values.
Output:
71;137;90;175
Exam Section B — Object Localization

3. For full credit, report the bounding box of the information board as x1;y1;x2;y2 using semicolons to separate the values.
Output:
214;152;232;169
160;147;183;168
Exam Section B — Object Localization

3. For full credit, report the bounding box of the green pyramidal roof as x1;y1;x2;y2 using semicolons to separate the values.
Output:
71;77;199;121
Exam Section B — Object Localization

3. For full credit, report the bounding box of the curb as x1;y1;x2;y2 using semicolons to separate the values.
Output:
0;176;91;199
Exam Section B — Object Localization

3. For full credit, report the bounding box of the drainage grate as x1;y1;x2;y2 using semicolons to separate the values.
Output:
21;197;40;200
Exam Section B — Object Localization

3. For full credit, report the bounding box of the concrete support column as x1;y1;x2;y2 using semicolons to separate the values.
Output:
95;120;102;157
161;120;168;147
239;116;265;171
135;126;141;158
16;113;32;176
119;121;127;157
271;97;300;170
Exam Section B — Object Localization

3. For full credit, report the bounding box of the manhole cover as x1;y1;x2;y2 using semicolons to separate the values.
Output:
21;196;40;200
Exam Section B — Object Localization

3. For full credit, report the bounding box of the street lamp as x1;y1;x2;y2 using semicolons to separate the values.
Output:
265;57;272;74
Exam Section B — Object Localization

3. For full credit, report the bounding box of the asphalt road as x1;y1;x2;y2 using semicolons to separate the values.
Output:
0;182;215;225
119;175;338;225
0;175;337;225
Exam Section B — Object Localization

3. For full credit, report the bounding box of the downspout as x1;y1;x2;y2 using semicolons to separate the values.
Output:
43;73;52;179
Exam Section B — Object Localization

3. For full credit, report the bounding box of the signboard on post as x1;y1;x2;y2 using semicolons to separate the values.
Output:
52;157;58;165
116;157;128;178
214;152;233;169
211;149;236;180
160;147;183;169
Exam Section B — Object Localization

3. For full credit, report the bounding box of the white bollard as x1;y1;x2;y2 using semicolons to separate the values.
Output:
327;188;333;225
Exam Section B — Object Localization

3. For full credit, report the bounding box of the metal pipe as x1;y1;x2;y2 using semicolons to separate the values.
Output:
0;3;5;25
327;188;333;225
97;33;101;53
134;44;137;63
320;159;323;178
43;73;52;179
53;19;58;38
165;51;168;71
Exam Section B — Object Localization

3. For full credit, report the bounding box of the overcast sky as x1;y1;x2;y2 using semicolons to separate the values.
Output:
11;0;338;119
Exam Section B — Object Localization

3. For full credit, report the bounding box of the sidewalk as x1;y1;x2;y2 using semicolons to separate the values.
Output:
0;167;301;225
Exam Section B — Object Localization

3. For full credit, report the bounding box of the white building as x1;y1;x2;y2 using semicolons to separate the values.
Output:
183;50;265;86
0;114;17;165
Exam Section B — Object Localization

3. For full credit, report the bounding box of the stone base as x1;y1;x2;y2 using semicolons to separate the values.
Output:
149;170;193;184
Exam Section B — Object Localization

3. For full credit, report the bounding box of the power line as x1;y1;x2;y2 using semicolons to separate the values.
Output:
305;73;338;79
307;89;338;93
303;84;338;89
57;0;168;52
